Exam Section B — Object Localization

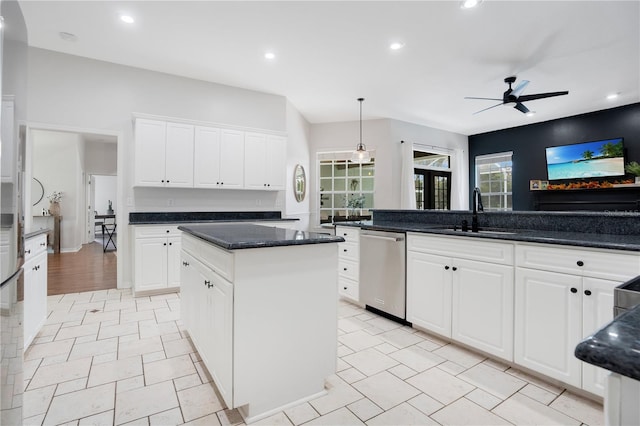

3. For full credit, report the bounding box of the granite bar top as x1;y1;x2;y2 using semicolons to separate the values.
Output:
575;305;640;381
179;223;344;250
129;211;298;225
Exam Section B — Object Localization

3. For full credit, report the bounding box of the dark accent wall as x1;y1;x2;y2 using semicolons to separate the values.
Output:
468;103;640;211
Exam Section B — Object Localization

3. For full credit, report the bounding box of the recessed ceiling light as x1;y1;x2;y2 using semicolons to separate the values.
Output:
59;32;78;42
526;112;536;117
390;42;405;50
607;93;619;100
461;0;482;9
120;15;135;24
264;52;276;60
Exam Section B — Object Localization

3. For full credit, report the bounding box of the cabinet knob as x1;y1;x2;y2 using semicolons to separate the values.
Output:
26;249;31;254
167;180;170;183
204;280;210;286
40;242;46;246
343;249;347;252
166;230;170;233
267;184;270;187
577;260;584;267
343;267;347;271
452;266;458;271
216;182;220;185
343;233;347;236
163;243;167;246
584;290;592;296
444;266;450;270
570;287;578;293
169;242;172;246
220;182;224;185
161;180;165;183
32;266;37;271
264;184;267;187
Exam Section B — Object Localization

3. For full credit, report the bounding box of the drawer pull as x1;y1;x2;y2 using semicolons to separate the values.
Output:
444;266;450;270
343;287;348;290
343;249;347;252
452;267;458;271
570;287;578;293
577;260;584;267
584;290;592;296
343;233;347;236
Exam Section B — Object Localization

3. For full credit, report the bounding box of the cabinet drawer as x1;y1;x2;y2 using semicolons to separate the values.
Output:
516;243;640;282
335;226;360;245
24;234;47;261
135;225;180;238
182;234;234;282
338;242;359;261
339;276;359;302
407;233;514;265
339;258;359;281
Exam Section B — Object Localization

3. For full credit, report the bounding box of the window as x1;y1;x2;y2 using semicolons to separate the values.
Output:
319;154;374;223
475;152;513;211
414;151;451;210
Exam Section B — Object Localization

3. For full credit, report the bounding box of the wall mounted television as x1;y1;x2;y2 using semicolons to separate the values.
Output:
545;137;625;181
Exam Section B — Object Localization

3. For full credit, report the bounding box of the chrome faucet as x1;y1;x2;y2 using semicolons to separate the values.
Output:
472;187;484;232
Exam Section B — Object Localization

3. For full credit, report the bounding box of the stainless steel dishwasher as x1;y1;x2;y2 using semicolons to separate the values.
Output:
359;230;407;322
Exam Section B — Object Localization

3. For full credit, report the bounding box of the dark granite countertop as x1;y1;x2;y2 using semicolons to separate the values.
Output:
129;211;298;225
24;228;50;239
335;220;640;251
179;223;344;250
575;305;640;381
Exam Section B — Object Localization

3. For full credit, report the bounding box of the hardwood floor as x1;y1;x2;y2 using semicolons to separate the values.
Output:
47;241;117;295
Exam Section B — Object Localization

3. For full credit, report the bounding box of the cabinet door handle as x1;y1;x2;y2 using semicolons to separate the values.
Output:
32;266;37;271
169;242;172;246
204;280;210;286
216;182;220;185
40;242;46;246
163;243;167;246
343;267;347;271
577;260;584;267
343;287;347;290
267;184;270;187
161;180;165;183
167;180;170;183
584;290;592;296
26;249;31;254
444;266;450;270
343;233;347;236
343;249;347;252
570;287;578;293
452;267;457;271
166;230;170;233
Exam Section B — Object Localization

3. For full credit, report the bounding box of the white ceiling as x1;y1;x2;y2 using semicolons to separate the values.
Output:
19;1;640;136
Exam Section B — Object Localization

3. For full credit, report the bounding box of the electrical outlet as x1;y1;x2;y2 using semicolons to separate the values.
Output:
256;199;262;206
168;199;174;206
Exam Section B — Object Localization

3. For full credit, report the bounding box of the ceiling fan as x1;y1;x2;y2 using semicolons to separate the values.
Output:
465;76;568;115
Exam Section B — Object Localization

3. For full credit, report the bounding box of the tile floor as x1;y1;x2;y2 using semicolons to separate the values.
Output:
24;289;604;425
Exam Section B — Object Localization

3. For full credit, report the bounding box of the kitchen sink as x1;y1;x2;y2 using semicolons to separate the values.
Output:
437;226;518;235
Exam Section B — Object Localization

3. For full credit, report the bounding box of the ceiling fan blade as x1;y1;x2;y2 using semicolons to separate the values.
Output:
464;97;503;101
514;102;530;114
473;102;503;115
511;80;530;98
517;91;569;102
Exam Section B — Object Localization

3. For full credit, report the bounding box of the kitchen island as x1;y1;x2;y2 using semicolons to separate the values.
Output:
178;223;343;424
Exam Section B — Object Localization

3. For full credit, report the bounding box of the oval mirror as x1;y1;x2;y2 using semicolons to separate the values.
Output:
293;164;306;202
32;177;44;206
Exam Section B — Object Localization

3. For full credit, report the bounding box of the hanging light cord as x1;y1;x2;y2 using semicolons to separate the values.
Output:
358;97;365;150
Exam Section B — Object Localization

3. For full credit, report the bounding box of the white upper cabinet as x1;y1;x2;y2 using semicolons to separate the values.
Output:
219;129;245;189
165;122;194;187
244;133;286;190
134;119;167;187
194;126;222;188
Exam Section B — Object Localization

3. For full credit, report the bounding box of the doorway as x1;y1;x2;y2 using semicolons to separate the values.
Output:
413;150;452;210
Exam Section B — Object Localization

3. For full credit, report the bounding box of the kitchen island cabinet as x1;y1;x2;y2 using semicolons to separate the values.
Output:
179;224;343;423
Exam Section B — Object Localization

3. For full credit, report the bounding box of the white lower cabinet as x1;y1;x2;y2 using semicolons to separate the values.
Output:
23;233;48;350
335;226;360;303
133;226;182;294
514;242;640;397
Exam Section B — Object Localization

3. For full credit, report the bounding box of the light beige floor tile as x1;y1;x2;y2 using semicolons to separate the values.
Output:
120;310;156;324
82;310;121;325
115;381;179;424
338;317;370;333
117;375;145;394
136;300;169;312
483;357;510;372
23;384;56;418
337;345;354;357
373;343;398;355
367;402;439;425
433;344;486;368
154;308;181;323
28;357;92;390
142;351;166;364
252;412;293;425
23;413;45;426
23;359;42;381
160;332;182;343
415;336;446;352
55;377;87;396
38;323;62;337
387;364;418;380
163;337;196;358
88;356;143;387
365;316;403;333
379;328;425;349
432;397;511;425
43;383;115;425
78;410;114;425
336;358;350;372
93;352;119;365
25;339;74;361
505;368;564;395
182;413;222;426
347;397;383;421
177;382;225;422
438;360;468;375
216;409;243;426
305;407;365;425
355;312;375;321
75;334;99;344
119;417;150;425
118;336;163;359
465;388;503;410
309;374;364;415
69;337;118;360
549;391;604;425
459;362;527;399
337;367;367;384
39;352;70;367
98;322;139;340
389;345;446;372
338;330;384;352
69;301;105;313
352;371;420;410
518;383;558;405
149;407;184;425
407;393;444;416
138;320;179;339
104;300;137;312
493;392;581;426
342;348;399;376
284;402;319;425
33;335;56;345
407;367;475;405
61;320;83;328
56;323;100;341
174;373;202;391
194;361;213;384
143;354;196;385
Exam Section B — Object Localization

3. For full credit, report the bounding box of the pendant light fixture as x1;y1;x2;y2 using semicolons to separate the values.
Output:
351;97;371;163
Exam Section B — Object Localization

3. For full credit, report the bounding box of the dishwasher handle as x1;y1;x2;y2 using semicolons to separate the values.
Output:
361;233;405;242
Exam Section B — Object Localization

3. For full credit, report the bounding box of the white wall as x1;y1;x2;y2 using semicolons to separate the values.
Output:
85;141;117;175
94;175;117;215
27;47;293;288
284;100;311;231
